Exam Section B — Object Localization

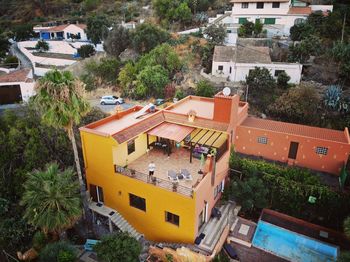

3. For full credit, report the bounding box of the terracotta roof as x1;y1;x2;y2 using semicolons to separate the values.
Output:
147;122;195;143
163;111;229;132
113;113;165;143
48;24;87;32
0;69;30;83
240;117;349;144
213;45;271;64
75;24;87;30
288;7;312;15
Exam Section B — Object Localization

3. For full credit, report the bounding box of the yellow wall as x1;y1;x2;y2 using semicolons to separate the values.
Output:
81;131;196;243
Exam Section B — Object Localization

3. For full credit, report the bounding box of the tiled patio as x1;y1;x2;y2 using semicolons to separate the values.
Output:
128;147;203;188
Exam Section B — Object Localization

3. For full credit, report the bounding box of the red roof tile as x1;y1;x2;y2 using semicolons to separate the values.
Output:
240;117;349;144
0;69;30;83
288;7;312;15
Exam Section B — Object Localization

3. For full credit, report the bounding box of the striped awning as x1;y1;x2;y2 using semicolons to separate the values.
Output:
147;122;194;142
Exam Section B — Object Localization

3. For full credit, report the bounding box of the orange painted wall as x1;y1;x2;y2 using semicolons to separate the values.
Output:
235;126;350;175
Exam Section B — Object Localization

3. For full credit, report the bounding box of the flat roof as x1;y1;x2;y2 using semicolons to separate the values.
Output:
166;96;214;119
240;117;349;144
0;69;31;83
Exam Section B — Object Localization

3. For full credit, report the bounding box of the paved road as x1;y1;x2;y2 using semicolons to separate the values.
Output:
10;42;33;70
89;99;134;114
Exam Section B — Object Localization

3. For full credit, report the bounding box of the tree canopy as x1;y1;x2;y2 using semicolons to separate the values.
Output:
104;25;131;57
86;14;110;45
21;163;81;234
204;24;226;45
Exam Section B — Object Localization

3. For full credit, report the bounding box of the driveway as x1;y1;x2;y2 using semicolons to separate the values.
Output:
89;99;134;114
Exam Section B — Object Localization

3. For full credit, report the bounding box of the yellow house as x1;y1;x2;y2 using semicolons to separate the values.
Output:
80;93;246;244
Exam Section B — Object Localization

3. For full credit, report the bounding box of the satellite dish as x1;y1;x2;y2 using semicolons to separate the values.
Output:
223;87;231;96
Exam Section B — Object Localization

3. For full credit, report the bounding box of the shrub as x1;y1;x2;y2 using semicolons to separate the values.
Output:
164;83;176;99
39;241;77;262
277;71;291;88
3;55;19;68
35;40;49;52
77;45;95;58
175;89;185;100
32;231;47;251
196;80;215;97
104;25;131;57
94;232;141;262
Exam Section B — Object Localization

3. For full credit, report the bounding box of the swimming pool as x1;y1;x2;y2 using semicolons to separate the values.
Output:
252;220;338;262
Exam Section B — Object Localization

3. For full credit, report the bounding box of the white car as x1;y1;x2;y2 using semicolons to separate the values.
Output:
100;96;124;105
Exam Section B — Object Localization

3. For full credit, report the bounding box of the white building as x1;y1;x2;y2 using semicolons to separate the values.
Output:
0;69;35;105
211;45;302;83
209;0;333;44
34;24;88;41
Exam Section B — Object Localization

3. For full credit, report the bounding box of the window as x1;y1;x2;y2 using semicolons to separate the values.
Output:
89;184;104;203
272;2;280;8
257;2;264;9
257;136;268;144
214;183;222;199
241;3;249;8
129;193;146;211
127;139;135;155
218;65;223;71
288;142;299;159
229;67;232;74
264;18;276;25
316;147;328;155
274;70;285;77
238;17;248;24
227;29;232;33
165;211;180;226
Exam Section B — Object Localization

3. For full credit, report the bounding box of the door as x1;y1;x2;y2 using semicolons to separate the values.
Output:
288;142;299;160
0;85;22;105
89;184;104;203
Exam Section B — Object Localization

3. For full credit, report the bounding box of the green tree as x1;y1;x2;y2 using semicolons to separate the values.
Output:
277;71;291;88
290;23;314;41
83;0;100;11
104;25;131;57
2;55;19;68
39;241;77;262
21;163;81;235
132;23;170;54
86;14;110;45
288;35;322;63
77;44;95;58
246;66;276;92
230;176;269;213
204;24;226;45
238;21;254;37
94;232;141;262
33;70;90;211
196;80;215;97
35;40;49;52
174;2;192;25
13;24;34;41
118;62;137;95
268;84;320;124
0;32;10;59
137;65;169;98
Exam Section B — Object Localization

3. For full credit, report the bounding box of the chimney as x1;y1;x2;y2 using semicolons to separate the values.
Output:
213;91;239;126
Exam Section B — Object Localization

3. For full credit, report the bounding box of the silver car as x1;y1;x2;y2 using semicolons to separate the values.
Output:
100;96;124;105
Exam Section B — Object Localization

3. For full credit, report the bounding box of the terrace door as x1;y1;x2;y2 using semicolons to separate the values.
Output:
90;184;104;203
288;142;299;160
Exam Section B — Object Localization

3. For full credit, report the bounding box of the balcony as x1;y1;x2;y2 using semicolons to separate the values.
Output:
115;148;204;198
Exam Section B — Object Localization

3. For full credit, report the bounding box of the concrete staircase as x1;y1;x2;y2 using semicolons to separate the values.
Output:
196;202;236;254
110;212;143;240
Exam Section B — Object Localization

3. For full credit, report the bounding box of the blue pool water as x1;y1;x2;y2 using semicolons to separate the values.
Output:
252;220;338;262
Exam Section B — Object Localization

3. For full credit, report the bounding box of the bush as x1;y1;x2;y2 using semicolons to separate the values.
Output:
32;231;47;251
238;22;254;37
277;71;291;88
94;232;141;262
77;45;95;58
196;80;215;97
35;40;49;52
104;25;131;57
83;58;121;87
39;241;77;262
3;55;19;68
175;89;185;100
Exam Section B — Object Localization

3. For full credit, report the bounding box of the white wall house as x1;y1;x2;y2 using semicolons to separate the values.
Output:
211;45;302;83
34;24;88;41
209;0;333;45
0;69;35;105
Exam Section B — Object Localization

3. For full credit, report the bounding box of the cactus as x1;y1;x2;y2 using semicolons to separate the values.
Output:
324;85;344;111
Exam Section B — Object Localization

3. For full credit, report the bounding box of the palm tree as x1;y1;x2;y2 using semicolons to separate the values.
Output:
33;70;90;209
21;163;81;236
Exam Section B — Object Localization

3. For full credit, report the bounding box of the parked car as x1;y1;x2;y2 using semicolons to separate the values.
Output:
100;96;124;105
155;98;165;106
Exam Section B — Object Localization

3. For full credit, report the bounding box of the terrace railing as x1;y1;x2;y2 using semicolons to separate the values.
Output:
114;165;194;198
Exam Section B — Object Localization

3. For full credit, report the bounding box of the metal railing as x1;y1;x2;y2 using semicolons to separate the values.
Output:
114;165;194;198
